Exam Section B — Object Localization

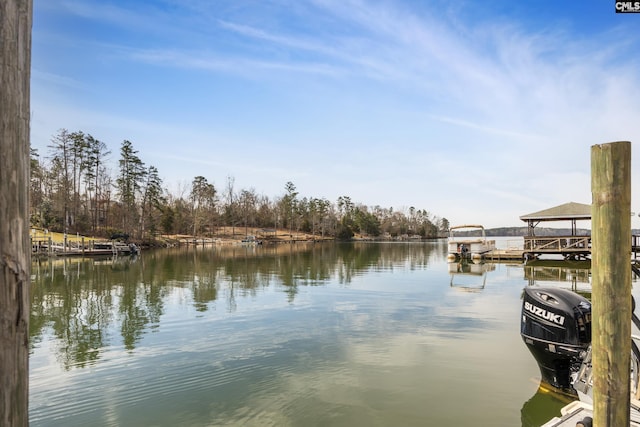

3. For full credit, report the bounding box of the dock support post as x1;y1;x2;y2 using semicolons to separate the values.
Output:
591;141;632;426
0;1;32;424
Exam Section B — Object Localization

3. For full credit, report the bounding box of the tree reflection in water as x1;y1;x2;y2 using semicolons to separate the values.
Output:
30;242;442;369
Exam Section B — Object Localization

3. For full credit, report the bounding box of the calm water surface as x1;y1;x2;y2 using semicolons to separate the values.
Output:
30;241;594;426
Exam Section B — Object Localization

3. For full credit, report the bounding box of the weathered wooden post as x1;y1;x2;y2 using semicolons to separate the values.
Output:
0;0;33;426
591;141;632;426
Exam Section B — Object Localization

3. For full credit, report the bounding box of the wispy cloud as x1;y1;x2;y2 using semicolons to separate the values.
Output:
127;47;345;77
428;114;544;141
32;70;87;90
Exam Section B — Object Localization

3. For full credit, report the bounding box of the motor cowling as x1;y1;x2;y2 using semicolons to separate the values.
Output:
521;287;591;391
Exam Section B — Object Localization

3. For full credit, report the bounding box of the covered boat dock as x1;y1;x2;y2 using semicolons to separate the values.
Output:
520;202;593;261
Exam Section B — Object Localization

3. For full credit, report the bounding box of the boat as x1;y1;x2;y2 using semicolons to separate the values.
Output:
447;224;496;261
240;235;262;245
520;286;640;426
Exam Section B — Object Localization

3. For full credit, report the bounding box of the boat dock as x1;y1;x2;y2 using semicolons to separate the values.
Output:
32;239;138;257
478;234;640;262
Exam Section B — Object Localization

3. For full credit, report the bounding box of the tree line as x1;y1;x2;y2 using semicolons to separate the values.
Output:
31;129;449;242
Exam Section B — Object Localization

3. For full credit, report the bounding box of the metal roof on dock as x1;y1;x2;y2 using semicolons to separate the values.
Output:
520;202;591;222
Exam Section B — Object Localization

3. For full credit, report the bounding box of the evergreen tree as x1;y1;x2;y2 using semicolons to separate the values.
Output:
282;181;298;234
140;165;165;239
116;140;146;235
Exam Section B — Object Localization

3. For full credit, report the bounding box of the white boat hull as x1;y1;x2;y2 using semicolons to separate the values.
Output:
447;238;496;260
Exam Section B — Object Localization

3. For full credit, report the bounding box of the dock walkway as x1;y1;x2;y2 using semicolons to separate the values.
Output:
483;248;524;261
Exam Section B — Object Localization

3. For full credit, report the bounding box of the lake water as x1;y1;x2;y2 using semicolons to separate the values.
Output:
29;240;596;426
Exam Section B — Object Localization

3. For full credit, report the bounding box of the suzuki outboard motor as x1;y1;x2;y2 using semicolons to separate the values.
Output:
521;287;592;392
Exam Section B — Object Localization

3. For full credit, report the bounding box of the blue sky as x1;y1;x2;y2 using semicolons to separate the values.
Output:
31;0;640;228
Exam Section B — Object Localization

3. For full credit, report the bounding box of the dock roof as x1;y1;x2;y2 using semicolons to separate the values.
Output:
520;202;591;222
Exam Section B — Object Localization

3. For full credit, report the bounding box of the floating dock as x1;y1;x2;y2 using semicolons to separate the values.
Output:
482;248;524;261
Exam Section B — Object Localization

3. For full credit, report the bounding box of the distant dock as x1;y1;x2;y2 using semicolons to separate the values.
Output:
32;239;138;257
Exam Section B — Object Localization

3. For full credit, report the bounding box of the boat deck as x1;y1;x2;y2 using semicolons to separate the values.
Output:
543;400;640;426
541;401;593;427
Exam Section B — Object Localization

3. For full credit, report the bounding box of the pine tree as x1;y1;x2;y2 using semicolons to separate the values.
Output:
116;140;146;236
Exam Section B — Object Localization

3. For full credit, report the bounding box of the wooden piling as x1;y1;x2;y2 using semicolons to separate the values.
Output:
0;1;32;425
591;141;632;426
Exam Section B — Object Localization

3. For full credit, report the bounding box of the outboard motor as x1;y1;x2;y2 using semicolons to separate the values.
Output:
521;287;592;392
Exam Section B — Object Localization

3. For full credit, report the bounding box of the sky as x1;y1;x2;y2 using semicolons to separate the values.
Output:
31;0;640;229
